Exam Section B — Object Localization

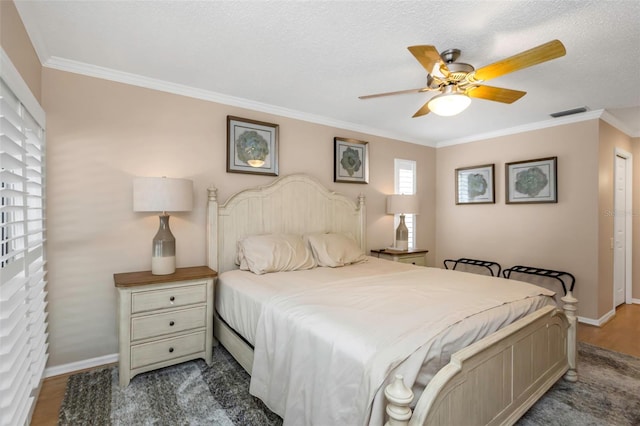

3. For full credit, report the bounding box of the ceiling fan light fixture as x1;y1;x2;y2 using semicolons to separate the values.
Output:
427;88;471;116
363;40;566;118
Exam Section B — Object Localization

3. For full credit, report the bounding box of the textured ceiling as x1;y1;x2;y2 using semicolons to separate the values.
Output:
14;0;640;146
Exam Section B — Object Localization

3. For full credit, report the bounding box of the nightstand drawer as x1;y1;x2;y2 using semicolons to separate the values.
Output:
371;249;428;267
398;256;426;266
131;306;206;341
131;283;206;313
130;331;206;369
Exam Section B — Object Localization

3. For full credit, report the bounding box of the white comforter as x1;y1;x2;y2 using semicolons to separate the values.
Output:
249;266;555;426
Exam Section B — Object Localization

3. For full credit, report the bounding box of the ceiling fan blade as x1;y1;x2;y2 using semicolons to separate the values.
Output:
470;40;566;82
408;45;448;76
412;101;431;118
466;85;527;103
359;87;429;99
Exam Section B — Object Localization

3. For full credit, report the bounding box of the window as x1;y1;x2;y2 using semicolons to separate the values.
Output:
394;159;416;249
1;61;48;426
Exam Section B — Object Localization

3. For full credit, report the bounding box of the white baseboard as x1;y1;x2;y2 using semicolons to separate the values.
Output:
580;300;640;326
44;353;118;378
577;316;600;326
577;308;616;327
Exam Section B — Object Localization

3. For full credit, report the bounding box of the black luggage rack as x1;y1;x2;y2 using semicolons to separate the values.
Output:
443;258;502;277
502;265;575;295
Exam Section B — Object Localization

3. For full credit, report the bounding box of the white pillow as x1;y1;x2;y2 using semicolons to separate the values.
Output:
305;233;367;267
237;234;317;275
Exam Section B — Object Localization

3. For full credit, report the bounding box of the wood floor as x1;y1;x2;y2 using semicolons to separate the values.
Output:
577;303;640;358
30;303;640;425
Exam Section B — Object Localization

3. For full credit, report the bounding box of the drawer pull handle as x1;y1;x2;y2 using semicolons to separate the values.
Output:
169;347;174;353
169;321;175;326
169;296;175;302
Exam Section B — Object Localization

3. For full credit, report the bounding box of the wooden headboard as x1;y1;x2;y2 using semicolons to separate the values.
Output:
207;174;366;273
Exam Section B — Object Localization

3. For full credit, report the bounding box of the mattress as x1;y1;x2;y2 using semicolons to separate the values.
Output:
216;256;422;344
216;257;553;345
216;257;555;425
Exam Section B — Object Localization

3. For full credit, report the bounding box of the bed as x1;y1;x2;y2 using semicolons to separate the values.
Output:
206;174;578;426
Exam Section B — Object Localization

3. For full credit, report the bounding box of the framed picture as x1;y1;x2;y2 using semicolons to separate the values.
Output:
334;137;369;184
227;116;279;176
455;164;495;204
506;157;557;204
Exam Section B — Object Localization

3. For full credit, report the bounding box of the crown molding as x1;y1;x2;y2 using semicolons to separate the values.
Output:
599;110;639;137
41;56;636;147
43;56;434;147
435;109;605;147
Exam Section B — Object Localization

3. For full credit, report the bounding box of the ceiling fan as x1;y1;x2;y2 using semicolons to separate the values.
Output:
359;40;566;117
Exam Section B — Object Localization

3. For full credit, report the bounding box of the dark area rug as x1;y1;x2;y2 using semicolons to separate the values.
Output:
58;347;281;426
58;342;639;425
517;342;640;426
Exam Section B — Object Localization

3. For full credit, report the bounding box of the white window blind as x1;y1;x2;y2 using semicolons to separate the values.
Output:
394;159;417;249
0;75;48;426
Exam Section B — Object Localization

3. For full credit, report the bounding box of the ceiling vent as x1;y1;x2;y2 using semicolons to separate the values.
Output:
550;107;588;118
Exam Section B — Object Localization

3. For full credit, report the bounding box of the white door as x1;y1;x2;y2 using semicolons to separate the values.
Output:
613;154;627;306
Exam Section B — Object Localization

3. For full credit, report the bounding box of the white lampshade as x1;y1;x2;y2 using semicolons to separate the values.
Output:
427;85;471;116
133;177;193;213
386;194;420;215
133;176;193;275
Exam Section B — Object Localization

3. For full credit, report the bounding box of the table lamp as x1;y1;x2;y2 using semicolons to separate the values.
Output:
386;194;419;251
133;176;193;275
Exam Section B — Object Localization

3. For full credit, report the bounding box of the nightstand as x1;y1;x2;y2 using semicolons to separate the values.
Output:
370;248;429;266
114;266;217;387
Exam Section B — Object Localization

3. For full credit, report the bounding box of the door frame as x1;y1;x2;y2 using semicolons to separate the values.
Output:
613;148;633;306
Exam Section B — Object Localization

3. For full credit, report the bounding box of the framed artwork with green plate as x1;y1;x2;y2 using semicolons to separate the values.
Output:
227;116;279;176
506;157;557;204
455;164;495;204
334;137;369;184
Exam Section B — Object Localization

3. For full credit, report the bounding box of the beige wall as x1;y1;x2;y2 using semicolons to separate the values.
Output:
435;121;600;318
0;0;41;102
41;68;436;366
597;121;634;317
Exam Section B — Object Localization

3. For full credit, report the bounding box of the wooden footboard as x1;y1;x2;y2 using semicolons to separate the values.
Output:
385;293;578;426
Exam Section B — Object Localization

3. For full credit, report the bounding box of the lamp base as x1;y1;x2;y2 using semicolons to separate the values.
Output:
393;241;409;251
394;214;409;251
152;256;176;275
151;214;176;275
